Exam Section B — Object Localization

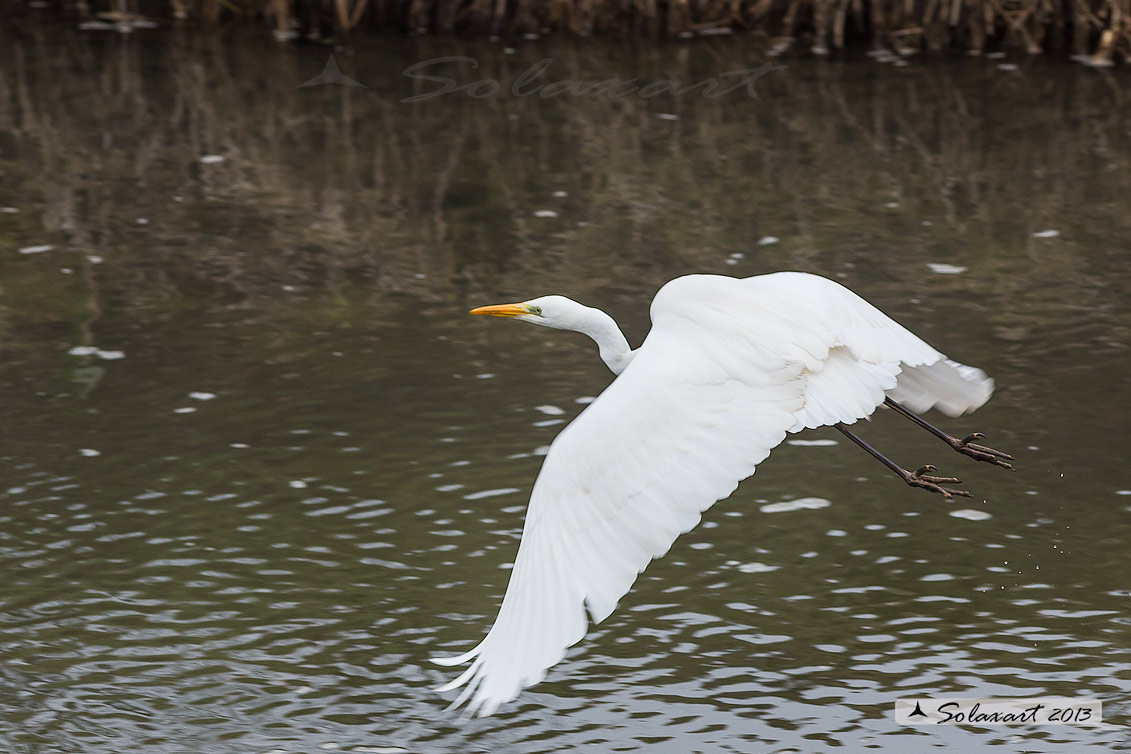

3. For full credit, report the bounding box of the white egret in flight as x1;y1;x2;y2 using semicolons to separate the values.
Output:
435;272;1012;716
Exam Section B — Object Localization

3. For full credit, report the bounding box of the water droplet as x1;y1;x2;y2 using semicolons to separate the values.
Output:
761;497;831;513
737;561;779;573
950;508;992;521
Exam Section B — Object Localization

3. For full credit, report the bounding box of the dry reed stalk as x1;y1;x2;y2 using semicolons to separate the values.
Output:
350;0;372;28
780;0;805;42
948;0;962;26
919;0;940;49
982;0;996;48
889;0;906;37
638;0;657;31
727;0;744;26
667;0;692;35
489;0;506;37
269;0;289;37
509;0;539;34
832;0;848;47
576;0;594;34
544;0;573;32
870;0;890;49
1028;0;1052;53
811;0;833;52
197;0;220;24
334;0;374;30
453;0;485;29
407;0;429;32
1091;27;1116;63
745;0;775;22
964;0;985;52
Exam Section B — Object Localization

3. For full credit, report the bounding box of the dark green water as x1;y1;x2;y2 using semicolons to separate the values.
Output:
1;24;1130;753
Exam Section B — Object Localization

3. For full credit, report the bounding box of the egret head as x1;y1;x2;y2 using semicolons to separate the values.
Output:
469;295;590;331
470;294;635;373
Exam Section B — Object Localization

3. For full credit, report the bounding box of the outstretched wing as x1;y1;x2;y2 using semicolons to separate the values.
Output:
747;272;994;427
435;273;993;716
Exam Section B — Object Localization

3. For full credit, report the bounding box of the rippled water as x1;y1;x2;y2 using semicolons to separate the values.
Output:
2;22;1130;754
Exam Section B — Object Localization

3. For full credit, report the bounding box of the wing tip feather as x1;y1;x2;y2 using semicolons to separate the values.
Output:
431;646;482;667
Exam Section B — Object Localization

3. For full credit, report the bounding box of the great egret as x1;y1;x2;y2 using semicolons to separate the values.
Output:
435;271;1011;717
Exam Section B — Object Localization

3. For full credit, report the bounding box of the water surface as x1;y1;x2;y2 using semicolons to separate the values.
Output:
1;25;1130;753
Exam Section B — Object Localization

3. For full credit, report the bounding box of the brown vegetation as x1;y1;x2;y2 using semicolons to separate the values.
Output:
14;0;1131;60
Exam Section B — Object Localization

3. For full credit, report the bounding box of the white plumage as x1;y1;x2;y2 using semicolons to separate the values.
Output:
435;272;994;716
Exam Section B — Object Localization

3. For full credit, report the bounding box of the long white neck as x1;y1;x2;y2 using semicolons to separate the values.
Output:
572;308;635;375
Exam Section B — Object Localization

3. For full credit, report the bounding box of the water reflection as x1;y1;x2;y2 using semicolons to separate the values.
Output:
1;21;1130;754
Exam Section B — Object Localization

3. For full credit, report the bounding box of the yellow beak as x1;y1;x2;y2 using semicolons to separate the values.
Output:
469;303;528;317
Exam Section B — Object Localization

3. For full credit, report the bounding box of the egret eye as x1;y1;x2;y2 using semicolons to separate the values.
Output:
529;305;543;316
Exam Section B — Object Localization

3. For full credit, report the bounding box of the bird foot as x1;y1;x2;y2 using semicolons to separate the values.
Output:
951;433;1014;470
905;465;972;498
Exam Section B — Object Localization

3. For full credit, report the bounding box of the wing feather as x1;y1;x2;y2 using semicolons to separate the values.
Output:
435;272;995;716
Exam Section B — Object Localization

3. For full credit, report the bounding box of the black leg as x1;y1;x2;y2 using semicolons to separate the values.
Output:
883;398;1014;470
834;422;972;498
